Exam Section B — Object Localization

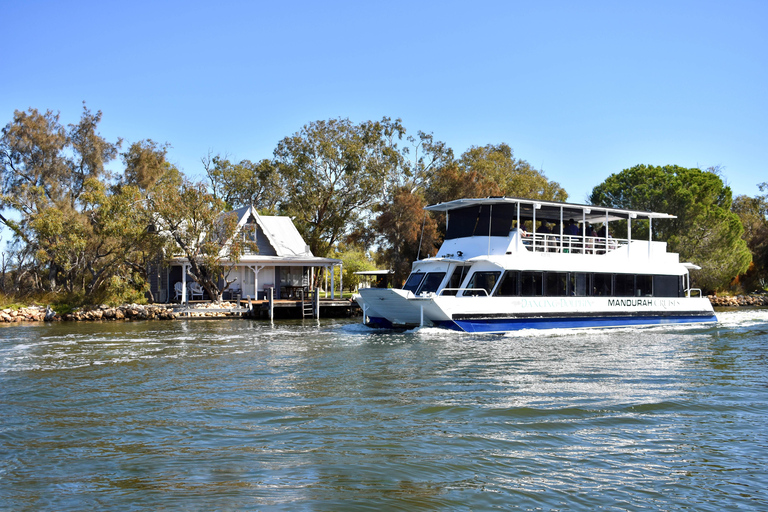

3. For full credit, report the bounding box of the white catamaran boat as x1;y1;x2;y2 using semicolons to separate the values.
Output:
356;197;716;333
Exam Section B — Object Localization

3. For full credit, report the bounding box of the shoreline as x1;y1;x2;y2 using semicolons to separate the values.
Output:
708;295;768;307
1;296;766;324
0;302;245;323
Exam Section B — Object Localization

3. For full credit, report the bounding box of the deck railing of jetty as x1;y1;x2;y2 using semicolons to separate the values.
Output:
523;233;624;254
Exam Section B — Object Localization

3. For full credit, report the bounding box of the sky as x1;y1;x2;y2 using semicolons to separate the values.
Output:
2;0;766;205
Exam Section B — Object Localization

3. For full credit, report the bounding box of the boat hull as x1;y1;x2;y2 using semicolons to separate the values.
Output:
358;290;717;333
437;312;717;333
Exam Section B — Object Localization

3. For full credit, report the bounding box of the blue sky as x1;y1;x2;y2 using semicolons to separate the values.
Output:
2;0;766;204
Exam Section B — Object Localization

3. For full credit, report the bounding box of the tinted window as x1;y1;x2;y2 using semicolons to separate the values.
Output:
636;275;653;296
521;271;544;296
403;272;425;293
654;275;681;297
462;271;501;296
417;272;446;294
546;272;568;296
614;274;634;297
593;273;612;296
494;270;519;296
443;265;470;296
570;273;589;296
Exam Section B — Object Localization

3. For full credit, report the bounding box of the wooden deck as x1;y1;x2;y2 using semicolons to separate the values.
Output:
248;298;359;319
172;297;360;320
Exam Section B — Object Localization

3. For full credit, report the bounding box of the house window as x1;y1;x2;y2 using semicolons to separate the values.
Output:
242;223;257;254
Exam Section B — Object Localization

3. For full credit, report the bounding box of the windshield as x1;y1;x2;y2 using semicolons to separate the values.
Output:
403;272;425;293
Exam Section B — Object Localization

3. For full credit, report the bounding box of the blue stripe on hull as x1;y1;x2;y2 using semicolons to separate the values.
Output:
437;314;718;333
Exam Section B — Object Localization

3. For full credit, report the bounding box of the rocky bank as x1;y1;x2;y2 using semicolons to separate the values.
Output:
707;295;768;307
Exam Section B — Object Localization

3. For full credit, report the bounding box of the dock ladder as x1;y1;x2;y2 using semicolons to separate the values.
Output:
300;289;317;318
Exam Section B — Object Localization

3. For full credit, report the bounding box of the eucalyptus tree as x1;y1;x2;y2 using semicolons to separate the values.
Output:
732;182;768;291
203;154;282;212
123;139;174;191
589;164;751;292
0;104;124;293
274;117;406;257
146;175;256;302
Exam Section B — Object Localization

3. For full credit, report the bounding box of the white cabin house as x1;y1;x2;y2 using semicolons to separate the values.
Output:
149;205;343;303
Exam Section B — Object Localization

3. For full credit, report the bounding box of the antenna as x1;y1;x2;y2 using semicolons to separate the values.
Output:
416;211;427;260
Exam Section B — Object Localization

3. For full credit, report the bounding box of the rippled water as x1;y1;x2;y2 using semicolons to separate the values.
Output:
1;310;767;511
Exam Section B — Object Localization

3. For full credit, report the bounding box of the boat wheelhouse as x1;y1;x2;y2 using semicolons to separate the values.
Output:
356;197;716;333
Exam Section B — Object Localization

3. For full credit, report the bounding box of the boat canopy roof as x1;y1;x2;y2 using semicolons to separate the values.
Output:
425;197;675;222
425;197;676;240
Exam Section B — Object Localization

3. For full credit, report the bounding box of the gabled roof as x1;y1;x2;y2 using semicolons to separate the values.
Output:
224;206;341;266
230;206;312;257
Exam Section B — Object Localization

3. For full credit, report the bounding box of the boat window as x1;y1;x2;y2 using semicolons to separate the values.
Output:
546;272;568;296
635;275;653;296
521;271;544;297
446;206;481;239
445;204;517;239
417;272;446;295
462;271;501;296
570;273;589;296
653;275;682;297
403;272;425;293
494;270;519;296
614;274;634;297
443;265;470;296
592;273;612;296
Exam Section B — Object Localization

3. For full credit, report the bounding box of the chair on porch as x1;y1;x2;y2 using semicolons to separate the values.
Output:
189;282;204;301
174;282;184;302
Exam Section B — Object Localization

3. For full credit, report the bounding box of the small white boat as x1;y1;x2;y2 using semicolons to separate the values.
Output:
356;197;716;333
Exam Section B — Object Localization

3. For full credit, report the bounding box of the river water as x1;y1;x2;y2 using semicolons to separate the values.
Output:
1;310;767;511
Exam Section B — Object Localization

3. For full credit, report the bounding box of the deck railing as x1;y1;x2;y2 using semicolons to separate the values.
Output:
523;233;626;254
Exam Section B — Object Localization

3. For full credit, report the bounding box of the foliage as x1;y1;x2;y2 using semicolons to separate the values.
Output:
589;165;751;292
374;187;439;286
204;154;282;212
331;248;377;292
274;117;405;257
147;176;256;302
452;143;567;201
732;183;768;292
0;105;158;298
122;139;174;191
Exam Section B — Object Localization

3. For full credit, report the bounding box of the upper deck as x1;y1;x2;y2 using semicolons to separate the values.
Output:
425;197;676;262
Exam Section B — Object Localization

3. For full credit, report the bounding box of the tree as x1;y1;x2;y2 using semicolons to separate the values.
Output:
589;165;751;292
331;248;377;292
204;154;282;212
424;143;567;205
375;187;439;286
122;139;174;191
732;183;768;292
147;176;255;303
0;105;125;294
274;117;405;256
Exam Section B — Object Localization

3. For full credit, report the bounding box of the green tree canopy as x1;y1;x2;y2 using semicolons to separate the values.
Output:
374;187;440;286
147;176;256;302
204;154;282;212
274;117;405;257
732;183;768;292
0;104;139;296
589;164;751;292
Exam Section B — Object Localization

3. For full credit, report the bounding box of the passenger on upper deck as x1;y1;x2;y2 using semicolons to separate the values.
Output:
565;219;579;236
